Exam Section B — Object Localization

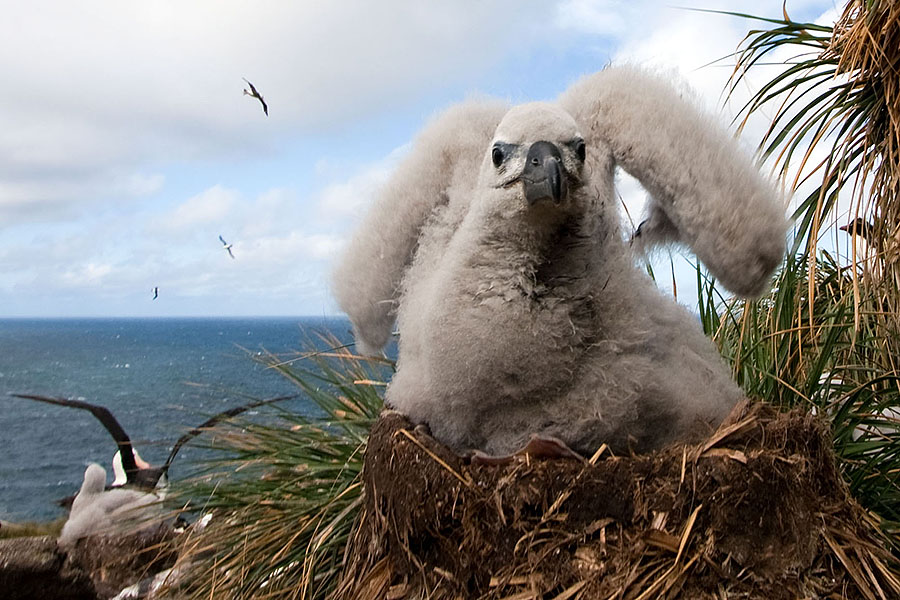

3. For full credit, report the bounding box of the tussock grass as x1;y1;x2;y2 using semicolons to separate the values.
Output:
168;341;389;600
698;253;900;542
701;1;900;542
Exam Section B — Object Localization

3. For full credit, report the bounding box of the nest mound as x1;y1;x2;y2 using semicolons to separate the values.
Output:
337;401;899;600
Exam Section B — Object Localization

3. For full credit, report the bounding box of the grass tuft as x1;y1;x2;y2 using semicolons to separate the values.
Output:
168;339;389;600
698;1;900;544
0;517;65;540
698;252;900;543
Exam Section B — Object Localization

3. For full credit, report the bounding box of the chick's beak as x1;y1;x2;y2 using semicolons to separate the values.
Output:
522;141;566;206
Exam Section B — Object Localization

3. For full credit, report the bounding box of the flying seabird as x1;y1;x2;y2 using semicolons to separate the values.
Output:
152;287;159;300
242;77;268;116
9;392;299;494
219;235;236;259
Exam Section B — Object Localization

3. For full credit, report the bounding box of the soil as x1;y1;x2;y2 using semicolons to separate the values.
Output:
0;536;96;600
337;401;900;600
65;523;177;598
0;524;177;600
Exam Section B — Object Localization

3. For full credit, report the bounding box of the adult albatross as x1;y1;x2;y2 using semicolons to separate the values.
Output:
219;235;236;259
242;77;268;116
9;392;299;492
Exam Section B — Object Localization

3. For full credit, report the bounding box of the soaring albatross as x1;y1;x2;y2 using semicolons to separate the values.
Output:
242;77;268;116
219;235;236;259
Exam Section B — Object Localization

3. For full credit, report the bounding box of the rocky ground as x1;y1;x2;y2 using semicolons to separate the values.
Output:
0;524;175;600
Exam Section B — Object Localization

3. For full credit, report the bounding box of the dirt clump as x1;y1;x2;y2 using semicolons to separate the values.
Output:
64;523;177;598
337;402;900;599
0;535;97;600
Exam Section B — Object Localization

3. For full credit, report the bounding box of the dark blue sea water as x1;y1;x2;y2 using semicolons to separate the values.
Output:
0;317;354;523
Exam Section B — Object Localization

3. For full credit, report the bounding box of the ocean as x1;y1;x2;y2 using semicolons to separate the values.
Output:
0;317;355;523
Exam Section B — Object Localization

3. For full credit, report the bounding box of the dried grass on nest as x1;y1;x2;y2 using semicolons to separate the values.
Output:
336;401;900;600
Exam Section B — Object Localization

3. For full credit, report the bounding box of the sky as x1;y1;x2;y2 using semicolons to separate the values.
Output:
0;0;839;318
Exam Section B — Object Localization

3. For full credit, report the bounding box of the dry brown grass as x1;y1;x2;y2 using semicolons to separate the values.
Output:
730;1;900;331
826;1;900;299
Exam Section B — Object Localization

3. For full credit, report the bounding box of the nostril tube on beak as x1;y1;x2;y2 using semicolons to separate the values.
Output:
522;141;567;205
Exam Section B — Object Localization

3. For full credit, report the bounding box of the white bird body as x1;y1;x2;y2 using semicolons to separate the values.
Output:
333;66;787;456
59;463;160;547
219;235;235;259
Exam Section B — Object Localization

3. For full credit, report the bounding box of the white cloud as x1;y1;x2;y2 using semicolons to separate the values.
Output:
62;262;114;287
159;185;240;232
0;1;554;227
0;169;165;227
242;232;345;263
554;0;629;36
0;0;838;316
234;188;299;239
315;144;409;221
119;173;166;197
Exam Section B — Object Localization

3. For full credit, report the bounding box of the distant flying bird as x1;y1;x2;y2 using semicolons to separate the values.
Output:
9;392;299;494
152;287;159;300
242;77;268;116
219;235;236;259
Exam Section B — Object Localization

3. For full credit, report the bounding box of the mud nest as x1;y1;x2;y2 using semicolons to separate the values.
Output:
337;401;900;600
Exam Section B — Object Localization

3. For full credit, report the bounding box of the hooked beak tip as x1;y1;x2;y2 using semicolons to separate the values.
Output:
524;163;565;206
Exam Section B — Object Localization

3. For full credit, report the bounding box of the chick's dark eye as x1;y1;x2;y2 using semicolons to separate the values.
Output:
491;145;504;167
574;139;586;162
